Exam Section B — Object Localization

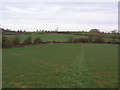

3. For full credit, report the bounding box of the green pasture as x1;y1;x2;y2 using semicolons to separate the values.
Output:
3;44;118;88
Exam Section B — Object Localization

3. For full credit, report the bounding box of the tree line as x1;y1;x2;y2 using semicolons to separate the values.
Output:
67;33;120;44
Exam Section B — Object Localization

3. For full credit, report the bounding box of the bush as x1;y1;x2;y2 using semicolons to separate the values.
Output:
88;33;105;43
13;37;20;46
73;38;89;43
33;37;43;44
52;40;57;43
2;36;13;48
66;36;75;42
94;37;105;43
111;39;118;44
23;36;32;45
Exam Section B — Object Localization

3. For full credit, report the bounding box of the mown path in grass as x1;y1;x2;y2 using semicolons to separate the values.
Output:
2;44;118;88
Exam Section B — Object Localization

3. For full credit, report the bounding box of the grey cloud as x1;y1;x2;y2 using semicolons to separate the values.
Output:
0;2;118;31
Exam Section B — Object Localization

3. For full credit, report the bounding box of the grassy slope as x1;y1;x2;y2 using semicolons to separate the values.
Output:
5;33;87;42
3;44;118;88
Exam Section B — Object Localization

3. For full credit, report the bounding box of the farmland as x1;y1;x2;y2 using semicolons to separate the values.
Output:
5;33;87;42
3;31;120;45
1;1;119;89
3;44;118;88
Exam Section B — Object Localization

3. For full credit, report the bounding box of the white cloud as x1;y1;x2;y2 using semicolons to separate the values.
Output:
7;6;31;14
0;2;118;32
0;0;119;2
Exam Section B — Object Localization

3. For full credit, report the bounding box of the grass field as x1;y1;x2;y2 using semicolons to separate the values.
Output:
5;33;87;42
3;44;118;88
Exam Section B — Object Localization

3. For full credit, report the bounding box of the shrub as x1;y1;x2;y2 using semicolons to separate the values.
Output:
2;36;13;48
73;38;89;43
111;39;118;44
33;37;43;44
23;36;32;45
12;37;20;46
52;40;57;43
94;37;105;43
87;34;95;42
66;36;75;42
88;33;105;43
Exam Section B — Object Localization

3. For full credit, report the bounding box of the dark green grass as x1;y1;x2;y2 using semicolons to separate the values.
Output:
3;44;118;88
5;33;87;42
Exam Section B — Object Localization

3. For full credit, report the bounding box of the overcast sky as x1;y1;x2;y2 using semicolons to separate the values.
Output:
0;2;118;32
